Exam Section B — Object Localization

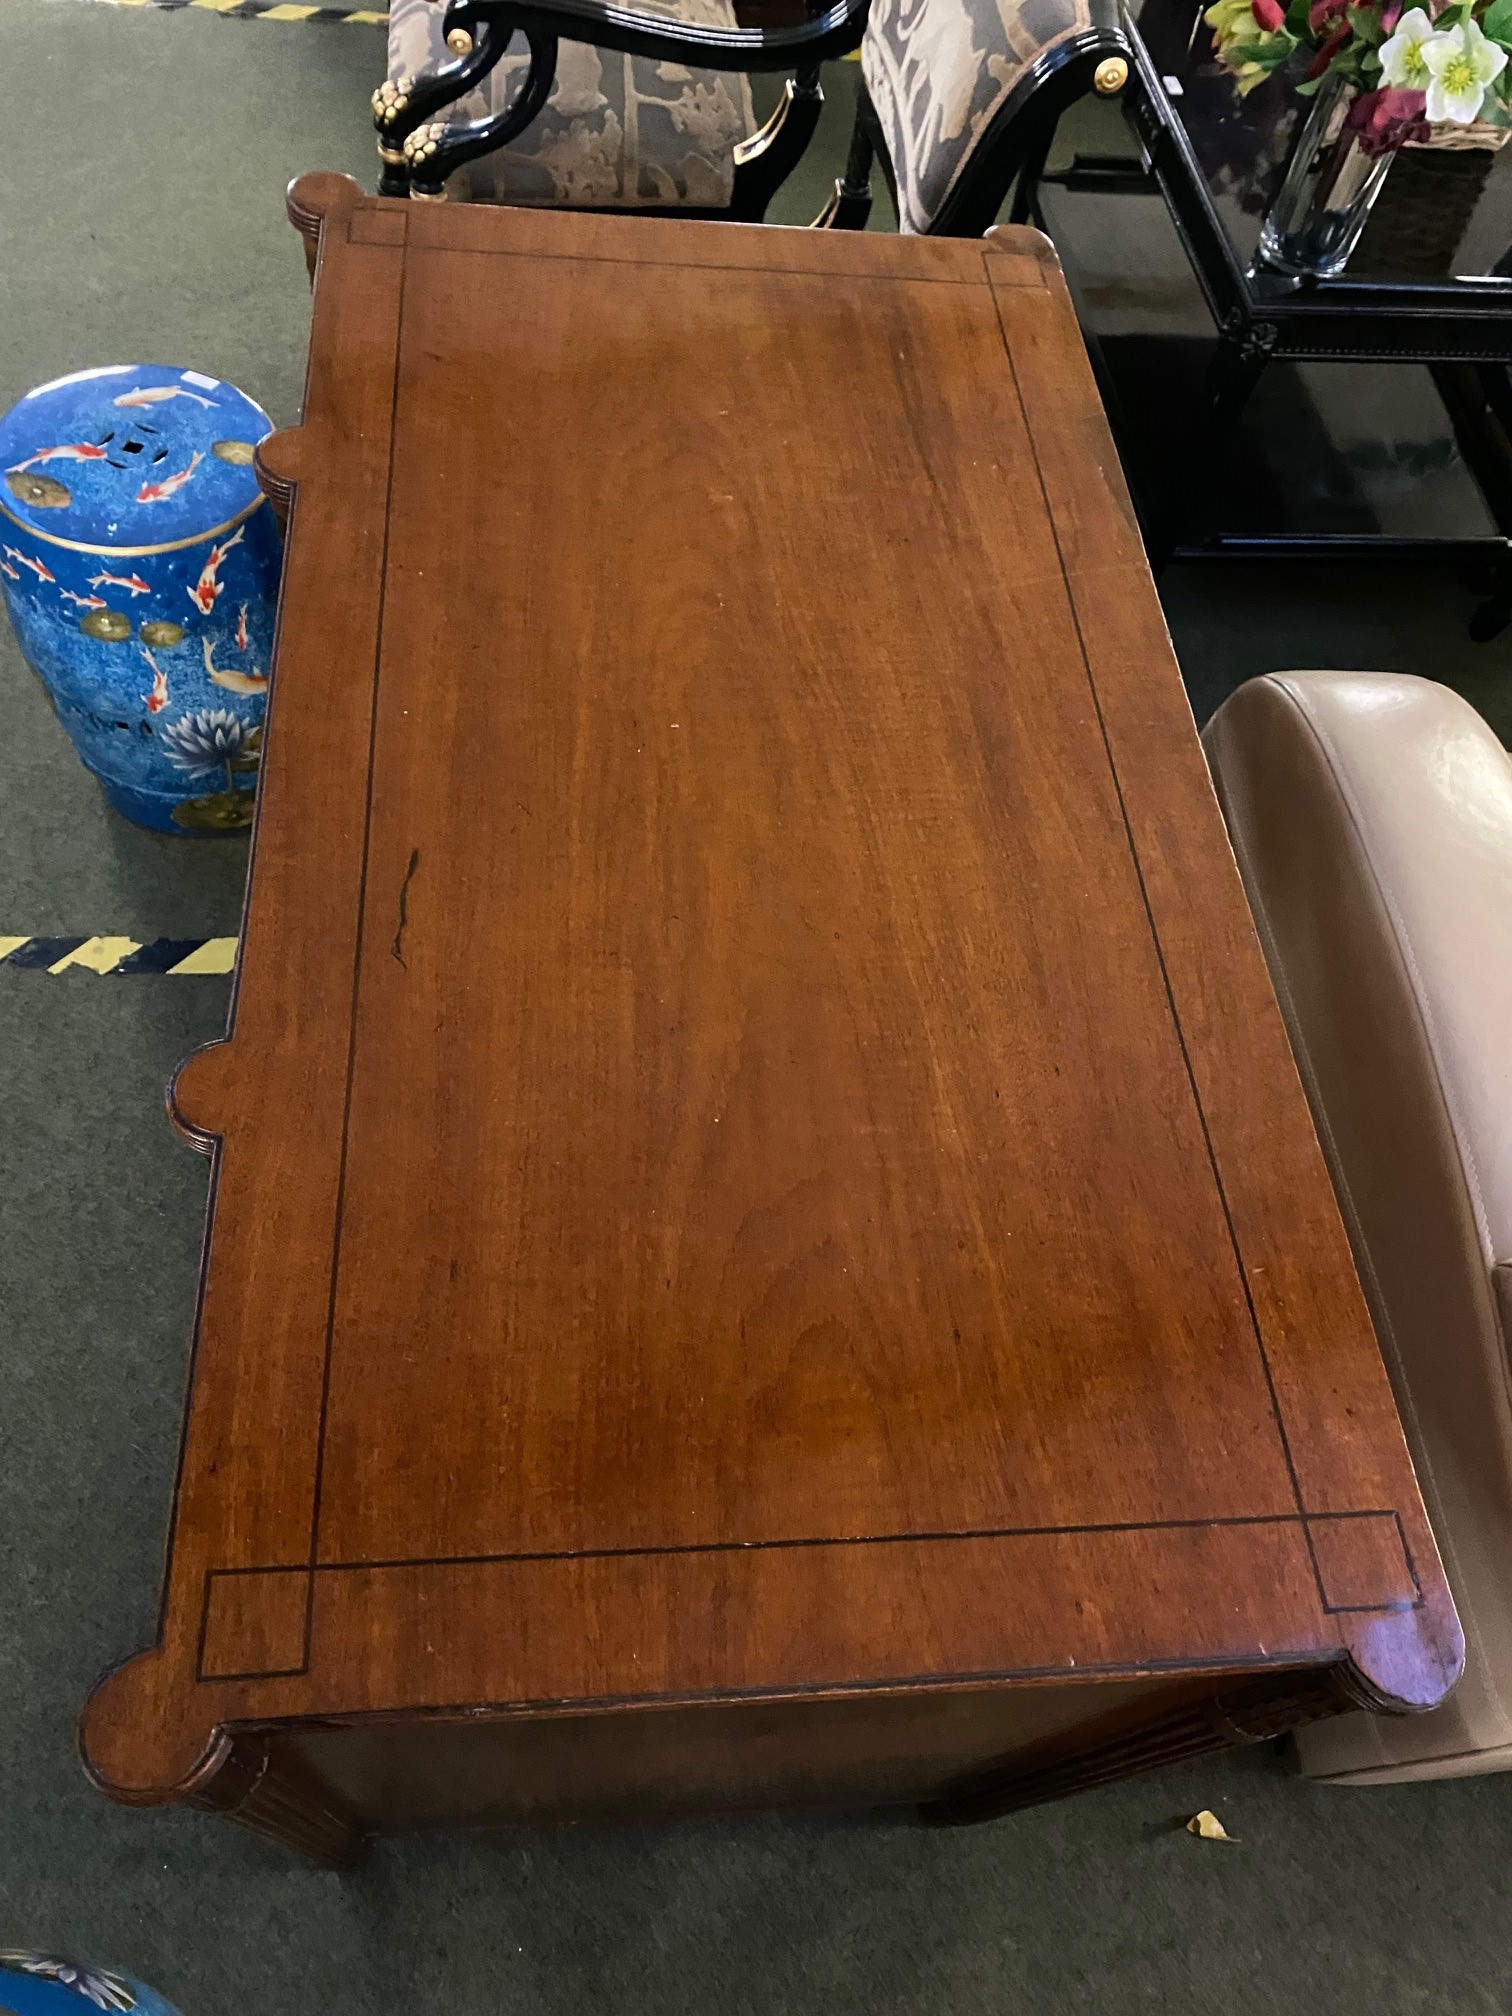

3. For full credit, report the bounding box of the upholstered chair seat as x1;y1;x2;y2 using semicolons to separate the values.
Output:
1204;672;1512;1784
388;0;759;207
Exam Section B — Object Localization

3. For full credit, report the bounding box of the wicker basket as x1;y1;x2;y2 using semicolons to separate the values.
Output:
1351;126;1511;280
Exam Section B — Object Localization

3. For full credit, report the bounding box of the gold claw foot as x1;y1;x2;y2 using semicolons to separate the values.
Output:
403;121;449;168
372;76;413;128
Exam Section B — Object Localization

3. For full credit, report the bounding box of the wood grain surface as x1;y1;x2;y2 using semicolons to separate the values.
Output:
79;176;1461;1861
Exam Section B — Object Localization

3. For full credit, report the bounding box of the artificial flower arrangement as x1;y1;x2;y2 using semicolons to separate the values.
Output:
1205;0;1512;153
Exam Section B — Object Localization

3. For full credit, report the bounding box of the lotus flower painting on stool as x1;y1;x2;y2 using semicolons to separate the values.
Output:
0;1951;181;2016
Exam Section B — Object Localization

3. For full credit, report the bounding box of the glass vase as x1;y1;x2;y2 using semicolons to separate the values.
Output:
1257;76;1395;279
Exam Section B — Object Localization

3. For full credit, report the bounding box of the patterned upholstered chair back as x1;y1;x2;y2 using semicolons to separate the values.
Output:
857;0;1129;233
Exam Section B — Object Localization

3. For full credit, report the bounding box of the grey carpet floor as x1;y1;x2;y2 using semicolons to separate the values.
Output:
2;5;1511;2011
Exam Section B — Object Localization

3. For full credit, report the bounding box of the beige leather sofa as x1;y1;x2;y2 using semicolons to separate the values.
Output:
1202;671;1512;1785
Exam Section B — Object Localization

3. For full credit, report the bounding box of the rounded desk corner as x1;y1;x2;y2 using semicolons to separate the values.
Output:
981;225;1062;283
285;172;363;239
167;1039;236;1151
254;427;306;525
79;1649;230;1809
1338;1600;1467;1717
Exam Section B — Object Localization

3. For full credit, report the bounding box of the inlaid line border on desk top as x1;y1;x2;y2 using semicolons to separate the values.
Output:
302;203;413;1648
160;209;1411;1682
193;1510;1424;1684
310;223;1368;1636
147;205;405;1658
396;248;1048;289
374;218;1051;289
979;247;1335;1616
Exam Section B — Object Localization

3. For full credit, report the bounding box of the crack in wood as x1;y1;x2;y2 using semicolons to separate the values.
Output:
391;847;420;968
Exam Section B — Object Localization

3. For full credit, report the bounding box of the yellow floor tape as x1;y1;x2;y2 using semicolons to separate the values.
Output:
0;937;238;975
87;0;387;20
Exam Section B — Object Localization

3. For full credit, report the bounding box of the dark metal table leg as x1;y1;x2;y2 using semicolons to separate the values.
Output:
1009;125;1055;230
1146;321;1270;570
1432;360;1512;642
1208;316;1273;425
1468;558;1512;642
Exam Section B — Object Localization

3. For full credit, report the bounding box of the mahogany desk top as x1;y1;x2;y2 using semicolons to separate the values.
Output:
81;174;1461;1863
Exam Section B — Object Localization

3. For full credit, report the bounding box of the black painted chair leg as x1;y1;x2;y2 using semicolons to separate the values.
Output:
377;148;412;199
1009;125;1054;229
733;66;830;223
729;66;825;222
814;95;875;229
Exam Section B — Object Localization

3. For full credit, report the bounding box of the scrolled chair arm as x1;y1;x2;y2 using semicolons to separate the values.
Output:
372;5;524;193
402;28;561;198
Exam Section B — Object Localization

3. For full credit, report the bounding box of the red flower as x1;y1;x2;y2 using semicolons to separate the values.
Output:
1344;85;1431;154
1251;0;1286;27
1379;0;1403;27
1307;0;1346;33
1306;19;1351;74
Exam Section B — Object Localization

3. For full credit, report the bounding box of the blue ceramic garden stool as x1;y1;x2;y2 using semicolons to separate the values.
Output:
0;1952;181;2014
0;364;281;834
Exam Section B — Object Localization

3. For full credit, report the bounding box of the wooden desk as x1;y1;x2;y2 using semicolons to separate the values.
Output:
81;176;1462;1865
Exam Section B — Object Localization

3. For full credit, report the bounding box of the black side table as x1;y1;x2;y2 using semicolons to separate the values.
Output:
1025;0;1512;638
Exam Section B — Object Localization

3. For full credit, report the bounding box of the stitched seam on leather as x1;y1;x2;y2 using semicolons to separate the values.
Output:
1277;677;1501;1262
1221;677;1508;1725
1494;1259;1512;1357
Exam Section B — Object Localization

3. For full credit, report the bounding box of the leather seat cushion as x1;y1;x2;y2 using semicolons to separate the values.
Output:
1203;672;1512;1783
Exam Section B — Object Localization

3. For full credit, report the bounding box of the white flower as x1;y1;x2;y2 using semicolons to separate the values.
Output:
1379;6;1437;88
1422;18;1508;124
159;706;250;776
